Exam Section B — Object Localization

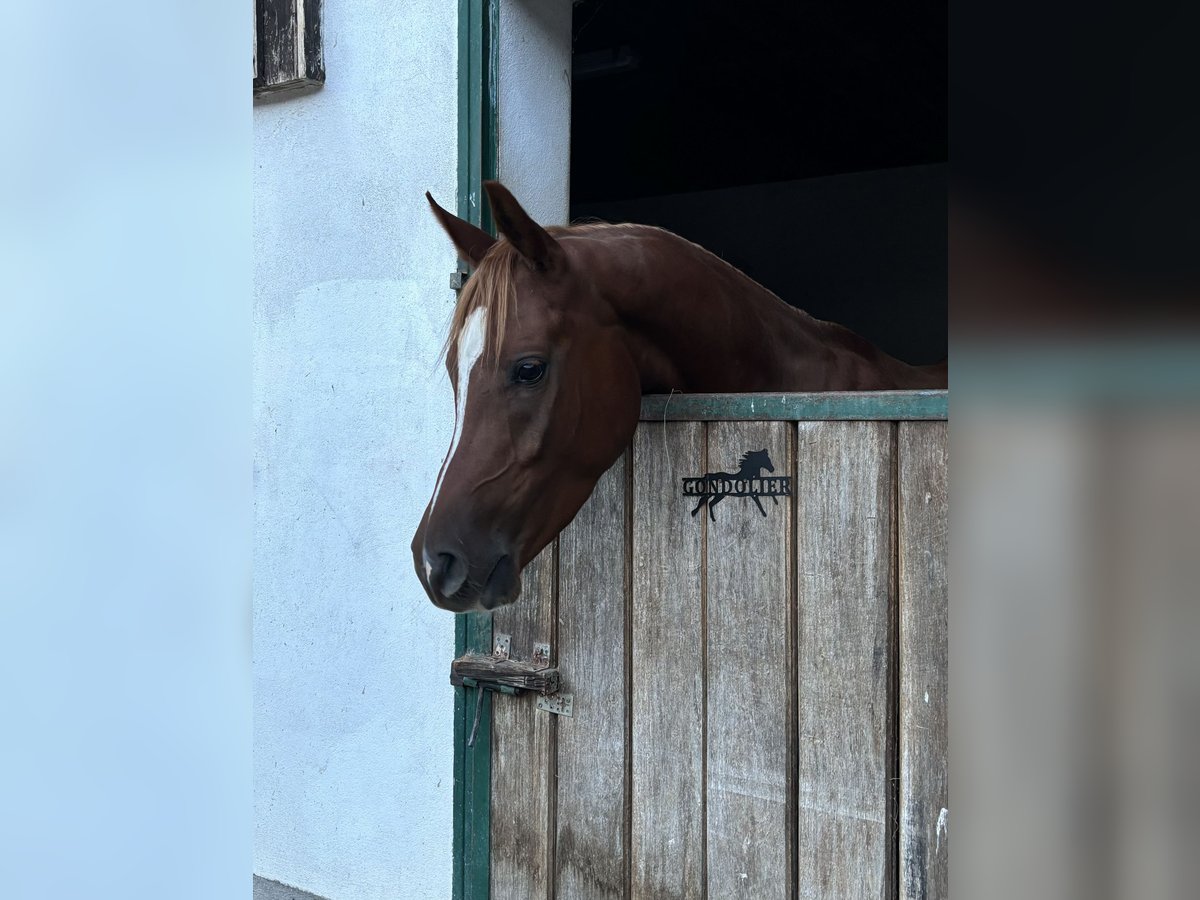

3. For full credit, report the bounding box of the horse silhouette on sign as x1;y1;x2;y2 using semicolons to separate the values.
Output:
685;448;789;522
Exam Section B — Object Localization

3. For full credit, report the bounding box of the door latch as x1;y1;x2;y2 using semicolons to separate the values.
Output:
451;633;572;746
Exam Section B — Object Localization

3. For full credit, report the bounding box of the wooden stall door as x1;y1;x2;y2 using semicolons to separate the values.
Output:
484;415;947;900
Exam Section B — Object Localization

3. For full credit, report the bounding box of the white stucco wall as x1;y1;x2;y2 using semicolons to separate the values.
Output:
498;0;573;223
253;2;460;898
254;2;574;897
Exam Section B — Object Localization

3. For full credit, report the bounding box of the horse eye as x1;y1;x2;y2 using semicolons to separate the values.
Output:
513;359;546;385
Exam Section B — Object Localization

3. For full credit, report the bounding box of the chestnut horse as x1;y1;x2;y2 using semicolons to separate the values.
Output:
413;181;945;612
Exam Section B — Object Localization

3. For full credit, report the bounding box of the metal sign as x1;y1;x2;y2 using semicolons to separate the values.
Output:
682;448;791;520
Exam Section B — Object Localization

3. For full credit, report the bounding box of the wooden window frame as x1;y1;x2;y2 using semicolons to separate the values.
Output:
254;0;325;99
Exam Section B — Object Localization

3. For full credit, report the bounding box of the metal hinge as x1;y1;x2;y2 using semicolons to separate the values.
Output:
536;693;574;716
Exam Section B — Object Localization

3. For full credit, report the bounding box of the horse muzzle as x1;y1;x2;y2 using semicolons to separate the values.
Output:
415;539;521;613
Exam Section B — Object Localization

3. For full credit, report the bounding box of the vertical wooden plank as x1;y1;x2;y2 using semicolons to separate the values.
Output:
795;421;896;899
632;422;706;900
555;454;629;900
490;544;556;900
898;422;948;900
705;422;793;899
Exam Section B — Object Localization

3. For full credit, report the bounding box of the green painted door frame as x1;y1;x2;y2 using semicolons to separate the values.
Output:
452;2;499;900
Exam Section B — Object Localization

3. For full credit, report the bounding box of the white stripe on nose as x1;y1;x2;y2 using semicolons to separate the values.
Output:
428;307;488;523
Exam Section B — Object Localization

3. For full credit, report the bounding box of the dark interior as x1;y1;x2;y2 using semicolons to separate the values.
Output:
570;0;947;364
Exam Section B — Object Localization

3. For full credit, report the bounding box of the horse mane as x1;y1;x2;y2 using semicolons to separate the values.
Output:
738;449;766;467
443;219;762;368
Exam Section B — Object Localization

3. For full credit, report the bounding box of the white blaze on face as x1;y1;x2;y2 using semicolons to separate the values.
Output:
425;307;488;579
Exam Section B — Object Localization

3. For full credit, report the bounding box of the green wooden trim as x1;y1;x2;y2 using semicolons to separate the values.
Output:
453;614;492;900
639;390;948;422
453;2;498;899
457;613;493;900
457;0;498;239
451;615;466;900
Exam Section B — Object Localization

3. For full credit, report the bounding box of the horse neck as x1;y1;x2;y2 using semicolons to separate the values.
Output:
588;227;941;392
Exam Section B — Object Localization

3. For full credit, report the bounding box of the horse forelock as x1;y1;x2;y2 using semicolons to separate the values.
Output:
443;240;521;370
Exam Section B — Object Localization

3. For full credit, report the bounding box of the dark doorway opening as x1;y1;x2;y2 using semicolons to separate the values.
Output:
570;0;947;365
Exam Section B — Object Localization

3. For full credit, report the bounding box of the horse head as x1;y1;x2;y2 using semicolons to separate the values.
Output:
741;448;775;476
413;182;642;612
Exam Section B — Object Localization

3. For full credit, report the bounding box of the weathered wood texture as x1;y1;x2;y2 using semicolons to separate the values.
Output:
490;545;555;900
631;422;707;899
898;423;949;900
254;0;325;98
704;422;793;899
449;654;560;693
485;411;948;900
555;454;629;900
795;422;897;899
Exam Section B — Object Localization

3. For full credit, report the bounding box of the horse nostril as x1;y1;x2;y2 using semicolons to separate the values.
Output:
430;550;468;598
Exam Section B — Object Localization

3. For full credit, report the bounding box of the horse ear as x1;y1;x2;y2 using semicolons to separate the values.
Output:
483;181;565;273
426;191;497;268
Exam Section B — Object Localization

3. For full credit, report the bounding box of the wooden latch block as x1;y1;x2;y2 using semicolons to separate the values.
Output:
450;632;560;694
450;653;562;695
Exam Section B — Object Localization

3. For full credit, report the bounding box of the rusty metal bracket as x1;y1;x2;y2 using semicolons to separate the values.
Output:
492;632;511;661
